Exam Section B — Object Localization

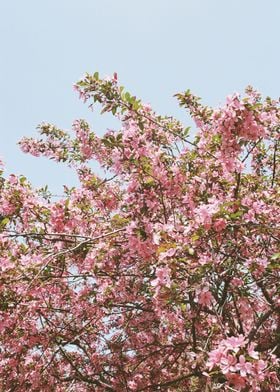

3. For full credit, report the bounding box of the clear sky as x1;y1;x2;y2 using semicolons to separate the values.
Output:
1;0;279;193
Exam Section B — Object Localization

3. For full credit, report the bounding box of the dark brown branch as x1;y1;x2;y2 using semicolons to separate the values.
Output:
247;309;274;344
138;371;202;391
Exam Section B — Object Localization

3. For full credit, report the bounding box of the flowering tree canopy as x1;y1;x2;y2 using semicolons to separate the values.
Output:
0;73;279;391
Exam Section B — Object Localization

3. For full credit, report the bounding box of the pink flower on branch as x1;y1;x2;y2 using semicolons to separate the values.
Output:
0;73;278;391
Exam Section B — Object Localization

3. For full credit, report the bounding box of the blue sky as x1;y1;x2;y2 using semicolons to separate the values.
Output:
1;0;279;193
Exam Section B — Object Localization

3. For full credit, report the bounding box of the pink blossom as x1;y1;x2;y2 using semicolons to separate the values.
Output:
213;218;226;232
226;373;246;390
220;353;237;374
151;266;171;288
222;335;247;353
198;290;213;306
0;257;13;272
207;348;226;370
247;343;259;359
236;355;253;377
0;74;278;391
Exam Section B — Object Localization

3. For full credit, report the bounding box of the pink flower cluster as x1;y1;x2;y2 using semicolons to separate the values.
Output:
0;74;278;391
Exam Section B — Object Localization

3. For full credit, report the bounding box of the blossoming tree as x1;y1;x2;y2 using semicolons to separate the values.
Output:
0;73;279;391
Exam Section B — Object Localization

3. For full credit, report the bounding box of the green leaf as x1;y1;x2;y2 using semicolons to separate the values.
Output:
212;134;221;144
191;233;200;242
1;217;10;226
132;101;139;111
180;303;187;312
229;211;244;219
271;253;280;260
19;176;27;185
183;127;190;137
144;177;155;187
125;92;131;102
93;72;99;80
